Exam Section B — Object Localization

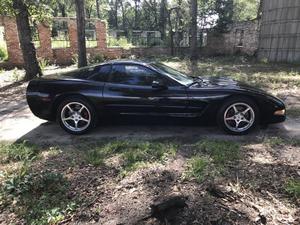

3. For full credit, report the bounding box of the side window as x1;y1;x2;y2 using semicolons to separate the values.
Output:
90;65;111;82
110;64;159;86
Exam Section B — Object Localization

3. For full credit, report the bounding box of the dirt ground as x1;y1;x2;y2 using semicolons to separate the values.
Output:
0;58;299;225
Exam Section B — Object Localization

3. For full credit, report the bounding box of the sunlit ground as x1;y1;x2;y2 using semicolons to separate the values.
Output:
0;56;299;224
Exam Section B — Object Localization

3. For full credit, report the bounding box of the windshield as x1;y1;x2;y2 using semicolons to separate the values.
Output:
151;62;194;85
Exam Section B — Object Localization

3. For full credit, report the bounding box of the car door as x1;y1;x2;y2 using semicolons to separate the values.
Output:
102;63;162;114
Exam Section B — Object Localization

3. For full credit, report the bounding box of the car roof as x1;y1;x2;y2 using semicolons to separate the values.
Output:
104;59;154;66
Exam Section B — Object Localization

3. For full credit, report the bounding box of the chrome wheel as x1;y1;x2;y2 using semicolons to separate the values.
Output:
61;102;91;132
223;103;255;133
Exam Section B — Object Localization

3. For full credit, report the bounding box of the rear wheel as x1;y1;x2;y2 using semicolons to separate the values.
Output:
217;97;259;135
57;97;96;134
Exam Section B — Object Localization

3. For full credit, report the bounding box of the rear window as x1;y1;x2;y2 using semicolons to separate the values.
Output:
89;65;111;82
61;66;96;79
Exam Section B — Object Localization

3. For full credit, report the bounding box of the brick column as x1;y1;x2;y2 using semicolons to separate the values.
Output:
3;16;24;65
37;22;53;62
96;20;107;49
68;19;78;54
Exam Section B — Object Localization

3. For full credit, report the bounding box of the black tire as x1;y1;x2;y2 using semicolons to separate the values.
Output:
217;96;259;135
57;97;97;135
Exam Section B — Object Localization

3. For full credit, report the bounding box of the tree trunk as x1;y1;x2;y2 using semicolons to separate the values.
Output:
134;0;140;29
96;0;101;18
190;0;198;60
75;0;87;67
257;0;264;19
12;0;42;81
159;0;167;41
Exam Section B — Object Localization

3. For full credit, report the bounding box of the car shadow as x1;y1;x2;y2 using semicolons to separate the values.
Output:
15;115;287;145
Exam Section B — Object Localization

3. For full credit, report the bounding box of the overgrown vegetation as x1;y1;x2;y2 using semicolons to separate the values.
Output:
285;179;300;198
85;140;177;175
0;169;76;225
185;139;240;182
0;46;7;61
0;141;38;164
107;36;134;49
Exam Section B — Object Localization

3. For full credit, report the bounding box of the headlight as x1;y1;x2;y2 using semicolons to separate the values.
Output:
274;109;285;116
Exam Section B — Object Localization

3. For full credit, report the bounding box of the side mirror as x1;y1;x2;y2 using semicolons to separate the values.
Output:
152;80;167;89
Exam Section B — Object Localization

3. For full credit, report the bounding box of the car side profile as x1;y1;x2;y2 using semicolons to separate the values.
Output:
26;60;286;135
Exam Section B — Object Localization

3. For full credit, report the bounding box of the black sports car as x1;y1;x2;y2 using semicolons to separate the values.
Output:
26;60;286;135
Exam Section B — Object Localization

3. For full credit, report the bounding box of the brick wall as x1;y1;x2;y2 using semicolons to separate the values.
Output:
0;16;259;68
206;20;259;56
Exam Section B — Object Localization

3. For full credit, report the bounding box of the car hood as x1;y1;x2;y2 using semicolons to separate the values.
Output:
198;76;268;95
192;76;285;106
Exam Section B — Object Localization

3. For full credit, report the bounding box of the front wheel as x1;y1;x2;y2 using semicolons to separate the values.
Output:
217;97;259;135
57;97;96;135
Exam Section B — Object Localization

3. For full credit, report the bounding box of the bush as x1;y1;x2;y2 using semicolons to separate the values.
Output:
0;46;8;61
108;36;134;49
88;53;105;64
38;58;49;72
0;141;38;164
1;170;76;225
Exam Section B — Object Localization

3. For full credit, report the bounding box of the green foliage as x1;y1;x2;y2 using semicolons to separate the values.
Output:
85;140;177;175
264;137;285;148
195;139;240;166
184;139;240;182
121;141;177;173
108;36;134;49
0;141;38;164
1;170;75;225
12;68;23;82
0;46;8;61
38;58;49;72
185;156;210;182
285;179;300;198
88;53;105;65
233;0;259;21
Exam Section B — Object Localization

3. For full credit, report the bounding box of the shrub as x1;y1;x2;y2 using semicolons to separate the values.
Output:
0;141;38;164
185;156;210;182
89;53;105;64
0;46;8;61
38;58;49;72
285;179;300;198
1;170;76;225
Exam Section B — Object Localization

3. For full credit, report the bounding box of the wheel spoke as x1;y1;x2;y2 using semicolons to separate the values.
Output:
63;117;73;121
74;121;78;129
225;116;235;121
242;107;250;115
242;118;250;124
233;105;238;114
67;105;74;113
80;118;89;123
235;121;240;128
78;105;84;113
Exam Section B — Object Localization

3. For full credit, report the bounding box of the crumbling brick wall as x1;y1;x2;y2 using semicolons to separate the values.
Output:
206;20;259;56
0;16;259;68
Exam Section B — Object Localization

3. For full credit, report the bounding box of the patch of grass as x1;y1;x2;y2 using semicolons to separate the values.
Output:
121;142;177;174
264;137;285;148
184;139;240;182
0;141;38;164
195;140;240;166
0;170;76;224
85;140;177;175
185;156;210;182
285;179;300;198
287;107;300;118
